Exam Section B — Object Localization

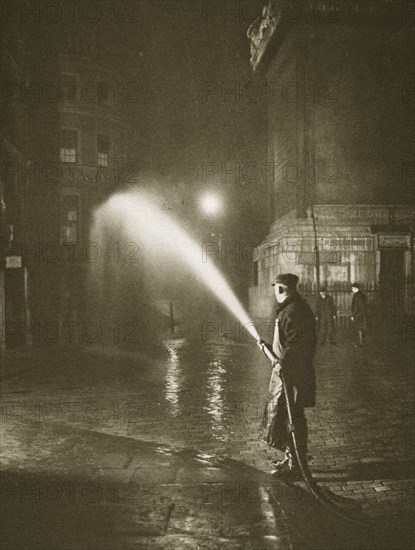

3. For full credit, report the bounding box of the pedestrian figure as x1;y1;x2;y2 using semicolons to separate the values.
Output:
258;273;316;479
316;283;337;345
351;282;367;347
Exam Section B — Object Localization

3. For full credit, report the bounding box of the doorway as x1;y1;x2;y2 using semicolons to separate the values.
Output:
379;249;405;315
4;268;25;348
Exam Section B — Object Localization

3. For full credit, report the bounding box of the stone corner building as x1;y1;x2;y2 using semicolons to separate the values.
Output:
247;0;415;323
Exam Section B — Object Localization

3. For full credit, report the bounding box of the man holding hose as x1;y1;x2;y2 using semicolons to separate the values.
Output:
258;273;316;478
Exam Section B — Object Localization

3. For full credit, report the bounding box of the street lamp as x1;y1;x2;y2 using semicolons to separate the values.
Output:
200;193;223;216
199;192;223;260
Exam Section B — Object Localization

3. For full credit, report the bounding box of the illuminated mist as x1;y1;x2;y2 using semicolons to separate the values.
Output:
90;190;260;342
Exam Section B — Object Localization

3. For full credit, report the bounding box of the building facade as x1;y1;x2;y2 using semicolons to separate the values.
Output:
53;29;132;340
1;24;134;348
0;22;31;349
247;0;415;322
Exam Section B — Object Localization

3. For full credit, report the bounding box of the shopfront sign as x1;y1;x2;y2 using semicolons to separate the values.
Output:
378;234;410;248
280;236;372;252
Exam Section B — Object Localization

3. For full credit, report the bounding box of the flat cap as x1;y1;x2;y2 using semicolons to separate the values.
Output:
272;273;299;288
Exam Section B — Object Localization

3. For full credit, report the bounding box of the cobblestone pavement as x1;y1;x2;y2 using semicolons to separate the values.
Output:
1;419;295;550
0;320;414;549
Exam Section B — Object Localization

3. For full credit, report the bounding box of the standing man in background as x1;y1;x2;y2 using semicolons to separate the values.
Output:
316;282;337;345
351;282;367;347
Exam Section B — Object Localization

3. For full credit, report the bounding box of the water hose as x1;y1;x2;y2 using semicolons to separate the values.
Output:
257;340;374;528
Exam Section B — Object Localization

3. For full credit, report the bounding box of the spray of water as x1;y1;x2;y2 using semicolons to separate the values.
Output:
93;190;261;342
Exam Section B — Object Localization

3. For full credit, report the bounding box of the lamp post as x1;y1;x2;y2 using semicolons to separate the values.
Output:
199;193;224;316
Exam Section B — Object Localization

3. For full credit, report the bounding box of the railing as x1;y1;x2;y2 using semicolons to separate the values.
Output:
303;282;415;326
300;282;371;328
250;281;415;327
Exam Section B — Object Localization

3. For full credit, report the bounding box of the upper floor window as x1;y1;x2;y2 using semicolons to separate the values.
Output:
61;195;79;243
97;135;109;167
60;129;78;163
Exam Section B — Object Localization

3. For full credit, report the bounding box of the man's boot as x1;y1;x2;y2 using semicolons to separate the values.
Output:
271;448;301;480
271;447;290;471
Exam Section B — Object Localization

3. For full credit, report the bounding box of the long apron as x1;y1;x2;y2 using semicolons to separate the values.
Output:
261;318;293;451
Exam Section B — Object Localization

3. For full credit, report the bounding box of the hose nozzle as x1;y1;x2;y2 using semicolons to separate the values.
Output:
256;339;279;364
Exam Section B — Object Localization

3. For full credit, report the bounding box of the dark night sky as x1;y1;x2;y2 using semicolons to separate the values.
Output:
96;0;270;296
112;1;269;238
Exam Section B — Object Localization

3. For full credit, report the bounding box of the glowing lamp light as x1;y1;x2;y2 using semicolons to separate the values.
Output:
92;189;260;343
200;194;222;215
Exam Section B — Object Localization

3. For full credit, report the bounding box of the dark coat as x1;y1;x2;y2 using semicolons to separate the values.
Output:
351;290;367;330
262;292;316;451
316;294;336;322
275;292;317;407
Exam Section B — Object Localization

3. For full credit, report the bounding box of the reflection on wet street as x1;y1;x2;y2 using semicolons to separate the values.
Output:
158;338;268;454
164;340;184;417
1;332;414;549
205;357;227;442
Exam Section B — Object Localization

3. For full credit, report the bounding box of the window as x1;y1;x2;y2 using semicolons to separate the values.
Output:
59;129;77;163
97;135;109;167
61;195;79;243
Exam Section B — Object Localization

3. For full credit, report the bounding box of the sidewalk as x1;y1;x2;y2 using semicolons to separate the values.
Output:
0;416;291;550
1;412;406;550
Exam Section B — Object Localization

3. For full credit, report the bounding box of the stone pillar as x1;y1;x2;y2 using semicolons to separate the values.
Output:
23;267;32;346
0;269;4;351
350;253;356;282
404;250;412;315
404;250;411;281
375;250;381;285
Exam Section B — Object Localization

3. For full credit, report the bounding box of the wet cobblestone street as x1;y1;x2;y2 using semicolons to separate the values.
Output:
1;322;414;549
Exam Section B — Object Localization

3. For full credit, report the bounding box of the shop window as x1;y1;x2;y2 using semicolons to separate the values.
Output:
59;129;78;163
